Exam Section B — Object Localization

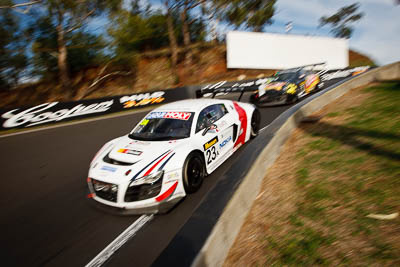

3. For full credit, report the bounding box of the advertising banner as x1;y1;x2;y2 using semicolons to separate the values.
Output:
0;88;189;131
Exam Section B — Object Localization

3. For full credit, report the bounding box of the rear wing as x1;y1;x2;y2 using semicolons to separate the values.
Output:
195;77;276;101
277;62;327;74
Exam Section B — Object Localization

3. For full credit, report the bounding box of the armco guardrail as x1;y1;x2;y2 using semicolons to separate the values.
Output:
192;61;400;267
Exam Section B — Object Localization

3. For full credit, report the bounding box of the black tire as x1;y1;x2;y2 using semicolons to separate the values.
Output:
286;94;298;104
182;152;205;194
291;94;299;104
250;109;261;138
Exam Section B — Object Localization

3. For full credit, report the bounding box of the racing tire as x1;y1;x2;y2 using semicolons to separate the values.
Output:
250;109;261;138
182;152;205;194
291;95;299;104
286;94;298;104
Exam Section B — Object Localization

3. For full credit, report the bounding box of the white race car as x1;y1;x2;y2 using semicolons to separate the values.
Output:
87;99;260;214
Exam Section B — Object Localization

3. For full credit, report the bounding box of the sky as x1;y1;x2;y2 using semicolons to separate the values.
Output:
266;0;400;65
90;0;399;66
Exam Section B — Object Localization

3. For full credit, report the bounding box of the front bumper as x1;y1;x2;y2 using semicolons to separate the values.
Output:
87;195;182;215
250;91;290;106
87;173;185;214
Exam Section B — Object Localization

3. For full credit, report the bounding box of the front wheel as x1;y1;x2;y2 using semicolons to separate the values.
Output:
250;109;261;138
182;152;205;194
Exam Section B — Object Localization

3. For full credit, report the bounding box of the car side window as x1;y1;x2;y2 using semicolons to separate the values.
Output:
196;104;228;133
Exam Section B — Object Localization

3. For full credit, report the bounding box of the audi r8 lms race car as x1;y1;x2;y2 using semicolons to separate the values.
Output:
87;99;260;214
249;63;324;106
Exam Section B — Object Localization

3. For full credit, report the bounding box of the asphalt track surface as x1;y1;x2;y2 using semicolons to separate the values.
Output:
0;79;342;267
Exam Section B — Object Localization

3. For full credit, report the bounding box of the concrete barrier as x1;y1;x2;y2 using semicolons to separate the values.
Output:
192;61;400;267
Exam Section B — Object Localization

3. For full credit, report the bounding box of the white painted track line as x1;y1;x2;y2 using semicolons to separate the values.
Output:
85;214;154;267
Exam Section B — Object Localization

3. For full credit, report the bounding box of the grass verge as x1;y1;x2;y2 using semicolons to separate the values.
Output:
224;82;400;266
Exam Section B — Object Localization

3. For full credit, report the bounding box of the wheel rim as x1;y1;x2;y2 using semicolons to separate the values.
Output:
187;157;203;188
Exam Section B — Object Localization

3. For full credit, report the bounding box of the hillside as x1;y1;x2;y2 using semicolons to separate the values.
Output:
0;44;375;110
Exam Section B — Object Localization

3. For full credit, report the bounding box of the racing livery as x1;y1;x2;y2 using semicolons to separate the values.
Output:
250;65;323;106
87;99;260;214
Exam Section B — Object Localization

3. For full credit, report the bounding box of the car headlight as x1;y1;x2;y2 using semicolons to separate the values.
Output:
129;170;164;187
91;179;118;193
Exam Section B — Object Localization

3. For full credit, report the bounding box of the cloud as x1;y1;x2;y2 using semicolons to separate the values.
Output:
270;0;400;65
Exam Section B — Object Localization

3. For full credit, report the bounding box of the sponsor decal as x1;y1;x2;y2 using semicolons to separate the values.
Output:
101;166;117;172
118;148;142;156
286;84;297;94
203;136;219;150
166;171;179;180
202;77;277;91
219;136;232;148
129;140;151;146
120;91;165;108
263;82;286;91
1;100;113;128
305;75;318;88
146;111;191;120
140;119;149;126
201;80;227;90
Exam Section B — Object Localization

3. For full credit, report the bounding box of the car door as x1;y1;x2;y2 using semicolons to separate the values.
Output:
195;104;234;173
213;104;235;165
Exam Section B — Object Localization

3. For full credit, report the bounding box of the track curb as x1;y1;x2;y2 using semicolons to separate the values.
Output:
192;61;400;267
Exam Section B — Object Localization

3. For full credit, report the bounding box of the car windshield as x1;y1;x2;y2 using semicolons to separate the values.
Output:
275;72;297;81
128;111;194;141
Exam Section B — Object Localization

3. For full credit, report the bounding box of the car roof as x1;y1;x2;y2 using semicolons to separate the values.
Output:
153;98;230;113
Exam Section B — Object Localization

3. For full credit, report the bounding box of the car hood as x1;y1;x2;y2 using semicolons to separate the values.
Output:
258;81;287;96
263;81;287;91
91;135;187;183
107;135;179;164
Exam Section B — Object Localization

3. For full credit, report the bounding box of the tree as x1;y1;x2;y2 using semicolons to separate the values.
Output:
164;0;179;68
319;3;364;39
31;17;107;80
1;0;122;89
213;0;276;32
109;10;170;55
0;2;28;91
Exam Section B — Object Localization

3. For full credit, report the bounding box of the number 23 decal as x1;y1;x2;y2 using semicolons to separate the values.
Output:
206;146;217;164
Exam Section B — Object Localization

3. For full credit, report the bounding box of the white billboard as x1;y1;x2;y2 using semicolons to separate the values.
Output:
227;31;348;70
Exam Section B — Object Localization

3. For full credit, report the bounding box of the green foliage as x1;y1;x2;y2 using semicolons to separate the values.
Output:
320;3;364;39
214;0;276;32
0;2;28;90
31;16;106;79
109;7;205;57
67;32;107;74
111;11;169;53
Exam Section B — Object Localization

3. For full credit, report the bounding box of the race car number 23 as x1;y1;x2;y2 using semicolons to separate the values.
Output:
206;146;217;164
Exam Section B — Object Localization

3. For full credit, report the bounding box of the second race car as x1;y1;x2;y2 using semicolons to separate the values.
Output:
249;64;324;106
87;99;260;214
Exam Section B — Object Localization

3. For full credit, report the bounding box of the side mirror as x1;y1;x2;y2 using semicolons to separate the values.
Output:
202;126;210;136
202;123;217;136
